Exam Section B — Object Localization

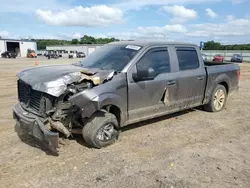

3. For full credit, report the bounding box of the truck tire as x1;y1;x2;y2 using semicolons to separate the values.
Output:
82;111;119;148
204;84;227;112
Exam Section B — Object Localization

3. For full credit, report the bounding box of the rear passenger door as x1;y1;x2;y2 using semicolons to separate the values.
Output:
174;47;206;108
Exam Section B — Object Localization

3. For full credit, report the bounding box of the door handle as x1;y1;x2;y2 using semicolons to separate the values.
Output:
167;80;176;86
197;76;205;81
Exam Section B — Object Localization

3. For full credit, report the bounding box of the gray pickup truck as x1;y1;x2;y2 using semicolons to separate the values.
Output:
13;41;240;153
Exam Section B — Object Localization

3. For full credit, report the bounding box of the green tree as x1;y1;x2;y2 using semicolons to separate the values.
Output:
71;39;79;44
35;36;120;50
34;38;250;51
203;41;222;50
36;39;71;50
79;35;95;44
203;41;250;50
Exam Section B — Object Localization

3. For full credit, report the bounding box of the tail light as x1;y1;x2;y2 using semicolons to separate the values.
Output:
237;70;240;81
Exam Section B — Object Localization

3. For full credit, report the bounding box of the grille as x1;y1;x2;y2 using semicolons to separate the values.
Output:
18;80;54;115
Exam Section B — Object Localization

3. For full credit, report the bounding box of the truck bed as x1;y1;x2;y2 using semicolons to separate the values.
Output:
204;61;233;66
203;61;240;105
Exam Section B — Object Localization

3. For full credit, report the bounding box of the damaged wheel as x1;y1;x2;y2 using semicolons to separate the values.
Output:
82;111;119;148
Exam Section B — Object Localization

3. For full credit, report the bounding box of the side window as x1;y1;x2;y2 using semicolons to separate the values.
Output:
176;47;199;70
137;48;170;76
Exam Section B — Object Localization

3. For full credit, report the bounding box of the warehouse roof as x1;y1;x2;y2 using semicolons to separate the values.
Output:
47;44;104;47
0;38;36;43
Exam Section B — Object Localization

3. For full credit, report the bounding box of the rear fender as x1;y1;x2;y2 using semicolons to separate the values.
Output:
204;73;231;104
214;74;231;92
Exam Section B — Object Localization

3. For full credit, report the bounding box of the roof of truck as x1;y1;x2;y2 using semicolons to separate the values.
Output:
109;40;197;47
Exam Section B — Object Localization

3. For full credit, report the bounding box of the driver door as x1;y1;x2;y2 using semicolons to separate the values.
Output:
127;47;178;123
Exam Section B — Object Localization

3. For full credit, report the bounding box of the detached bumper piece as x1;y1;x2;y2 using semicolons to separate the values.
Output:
13;103;59;153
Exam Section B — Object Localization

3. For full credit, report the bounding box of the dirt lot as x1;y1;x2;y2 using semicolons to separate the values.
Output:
0;57;249;188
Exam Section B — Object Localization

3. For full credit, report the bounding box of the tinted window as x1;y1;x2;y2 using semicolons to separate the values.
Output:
137;48;170;76
176;47;199;70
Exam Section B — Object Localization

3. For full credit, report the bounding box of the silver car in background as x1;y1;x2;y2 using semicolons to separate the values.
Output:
231;54;243;63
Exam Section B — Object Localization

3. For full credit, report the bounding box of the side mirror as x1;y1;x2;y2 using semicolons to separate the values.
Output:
132;67;156;82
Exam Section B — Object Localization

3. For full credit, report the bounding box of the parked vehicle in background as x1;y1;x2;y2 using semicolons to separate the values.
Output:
13;41;240;153
76;52;86;58
231;54;243;63
201;53;208;61
48;53;59;59
213;54;224;62
27;49;37;58
1;51;17;58
69;51;77;59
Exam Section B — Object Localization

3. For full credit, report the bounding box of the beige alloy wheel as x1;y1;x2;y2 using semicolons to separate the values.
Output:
213;89;226;111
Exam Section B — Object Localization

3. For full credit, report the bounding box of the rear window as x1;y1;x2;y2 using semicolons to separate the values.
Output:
176;47;199;71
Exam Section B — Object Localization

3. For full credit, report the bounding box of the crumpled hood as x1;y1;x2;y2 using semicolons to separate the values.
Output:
17;64;114;97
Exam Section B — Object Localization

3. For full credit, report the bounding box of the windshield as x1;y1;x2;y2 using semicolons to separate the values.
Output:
215;54;221;56
80;44;141;72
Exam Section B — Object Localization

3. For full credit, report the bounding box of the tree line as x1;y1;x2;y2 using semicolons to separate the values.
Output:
204;41;250;50
33;35;120;50
34;37;250;51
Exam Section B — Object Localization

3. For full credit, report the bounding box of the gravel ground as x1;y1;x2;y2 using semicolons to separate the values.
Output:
0;57;249;188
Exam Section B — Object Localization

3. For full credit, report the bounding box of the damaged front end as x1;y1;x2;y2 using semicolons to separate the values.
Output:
13;104;60;153
13;66;116;153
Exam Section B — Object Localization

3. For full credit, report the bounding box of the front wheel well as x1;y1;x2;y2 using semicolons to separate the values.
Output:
102;105;121;127
218;82;229;94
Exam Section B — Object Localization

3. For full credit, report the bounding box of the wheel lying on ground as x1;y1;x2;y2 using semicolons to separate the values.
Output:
204;84;227;112
82;111;119;148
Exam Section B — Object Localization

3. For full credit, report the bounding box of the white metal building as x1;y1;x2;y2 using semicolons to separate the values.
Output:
0;38;37;57
46;44;103;57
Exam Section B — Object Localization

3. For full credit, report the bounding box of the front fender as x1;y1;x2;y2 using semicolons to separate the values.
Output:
95;93;127;126
96;93;126;111
69;92;127;126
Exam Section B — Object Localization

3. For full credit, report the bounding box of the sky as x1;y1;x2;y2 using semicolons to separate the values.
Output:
0;0;250;44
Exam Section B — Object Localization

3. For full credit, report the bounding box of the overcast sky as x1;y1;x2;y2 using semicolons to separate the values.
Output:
0;0;249;44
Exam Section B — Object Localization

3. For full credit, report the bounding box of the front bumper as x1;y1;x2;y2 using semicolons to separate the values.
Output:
13;103;59;153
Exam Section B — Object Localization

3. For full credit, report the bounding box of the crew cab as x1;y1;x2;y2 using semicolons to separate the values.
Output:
13;41;240;153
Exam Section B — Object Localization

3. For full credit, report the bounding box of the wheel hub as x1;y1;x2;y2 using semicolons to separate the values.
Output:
213;89;225;111
97;123;115;141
